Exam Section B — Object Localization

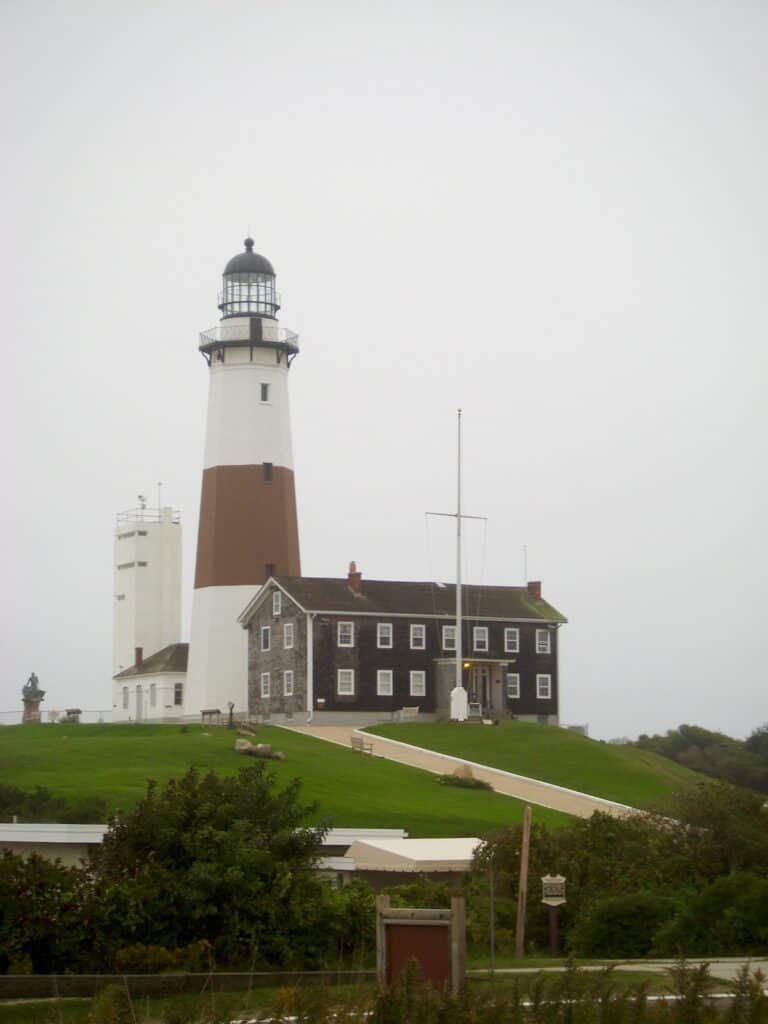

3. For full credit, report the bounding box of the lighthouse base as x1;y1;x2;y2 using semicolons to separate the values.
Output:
185;584;255;720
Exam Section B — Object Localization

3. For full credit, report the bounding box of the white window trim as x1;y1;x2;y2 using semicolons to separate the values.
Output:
283;621;294;650
337;669;355;695
261;672;271;698
283;670;294;696
272;591;281;616
536;673;552;699
536;629;552;654
377;669;393;696
409;670;426;697
338;621;355;647
410;624;426;650
260;626;271;652
473;626;489;652
504;627;520;653
442;625;456;651
377;622;393;649
506;673;520;699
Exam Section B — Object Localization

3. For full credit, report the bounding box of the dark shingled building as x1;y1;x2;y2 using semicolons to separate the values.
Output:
239;565;566;725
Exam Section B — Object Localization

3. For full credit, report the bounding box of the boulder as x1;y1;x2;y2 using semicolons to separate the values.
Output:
235;738;254;753
453;762;474;781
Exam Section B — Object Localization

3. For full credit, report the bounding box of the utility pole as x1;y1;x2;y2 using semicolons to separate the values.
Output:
514;805;532;958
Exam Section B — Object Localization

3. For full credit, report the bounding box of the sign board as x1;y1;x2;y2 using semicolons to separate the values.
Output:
375;895;466;994
541;874;566;906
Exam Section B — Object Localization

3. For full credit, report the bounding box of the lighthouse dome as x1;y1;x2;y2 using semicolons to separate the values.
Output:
223;238;275;277
219;238;279;319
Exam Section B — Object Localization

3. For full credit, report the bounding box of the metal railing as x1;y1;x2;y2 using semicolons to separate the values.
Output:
199;324;300;351
116;507;181;525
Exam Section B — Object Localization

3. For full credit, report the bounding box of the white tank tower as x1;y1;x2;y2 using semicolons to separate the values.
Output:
112;498;182;681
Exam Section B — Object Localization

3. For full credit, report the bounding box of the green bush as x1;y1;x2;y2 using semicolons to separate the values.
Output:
437;774;492;790
568;890;675;957
88;983;133;1024
113;939;213;973
654;872;768;956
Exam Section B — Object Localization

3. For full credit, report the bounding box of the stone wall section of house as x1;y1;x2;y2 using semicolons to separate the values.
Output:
247;585;307;719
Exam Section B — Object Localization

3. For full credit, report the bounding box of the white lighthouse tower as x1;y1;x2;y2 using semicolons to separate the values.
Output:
185;239;301;718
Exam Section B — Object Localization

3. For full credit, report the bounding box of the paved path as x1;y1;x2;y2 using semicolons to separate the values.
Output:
282;725;637;819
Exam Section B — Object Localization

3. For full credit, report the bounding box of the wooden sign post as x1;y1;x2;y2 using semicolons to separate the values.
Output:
541;874;567;955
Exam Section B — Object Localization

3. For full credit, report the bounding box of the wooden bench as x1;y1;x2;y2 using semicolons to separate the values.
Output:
351;734;374;755
200;708;221;725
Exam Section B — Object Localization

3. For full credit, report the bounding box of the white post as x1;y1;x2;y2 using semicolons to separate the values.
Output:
450;409;468;722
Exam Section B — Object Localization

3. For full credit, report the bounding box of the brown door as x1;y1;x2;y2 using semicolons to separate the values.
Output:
386;923;451;989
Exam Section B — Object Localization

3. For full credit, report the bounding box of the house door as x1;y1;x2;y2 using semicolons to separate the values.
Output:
135;685;143;722
470;667;491;712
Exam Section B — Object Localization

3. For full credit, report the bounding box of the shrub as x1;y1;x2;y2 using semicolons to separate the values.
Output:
654;873;768;956
568;890;675;958
88;983;133;1024
437;774;492;790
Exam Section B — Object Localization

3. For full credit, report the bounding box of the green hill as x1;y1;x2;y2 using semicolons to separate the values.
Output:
366;722;698;810
0;723;570;837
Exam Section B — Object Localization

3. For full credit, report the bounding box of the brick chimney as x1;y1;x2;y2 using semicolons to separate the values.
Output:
347;561;362;594
527;580;542;600
135;646;144;667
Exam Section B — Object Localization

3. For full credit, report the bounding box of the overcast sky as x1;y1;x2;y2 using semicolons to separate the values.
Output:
1;1;765;740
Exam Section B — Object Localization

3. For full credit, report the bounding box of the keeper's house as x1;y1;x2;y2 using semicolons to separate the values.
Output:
239;563;567;725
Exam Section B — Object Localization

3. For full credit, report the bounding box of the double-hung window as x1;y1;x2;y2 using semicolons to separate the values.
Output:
442;625;456;651
506;673;520;699
377;623;393;649
283;670;294;696
536;629;551;654
338;622;354;647
410;624;426;650
260;626;271;652
122;687;128;710
272;591;281;616
473;626;489;652
283;621;294;649
377;669;393;696
409;670;426;697
536;674;552;699
504;627;520;653
337;669;355;695
174;683;183;706
261;672;271;698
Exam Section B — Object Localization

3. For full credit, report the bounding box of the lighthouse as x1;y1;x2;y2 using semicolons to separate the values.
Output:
184;239;301;718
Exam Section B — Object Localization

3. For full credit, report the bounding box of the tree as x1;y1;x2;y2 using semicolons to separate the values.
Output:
87;763;329;967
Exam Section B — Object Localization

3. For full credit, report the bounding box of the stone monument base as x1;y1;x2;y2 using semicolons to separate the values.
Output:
22;698;43;724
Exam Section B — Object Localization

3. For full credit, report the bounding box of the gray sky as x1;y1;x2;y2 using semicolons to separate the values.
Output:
1;0;765;740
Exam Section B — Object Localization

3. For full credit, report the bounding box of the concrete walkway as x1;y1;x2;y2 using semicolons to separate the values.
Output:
282;724;637;819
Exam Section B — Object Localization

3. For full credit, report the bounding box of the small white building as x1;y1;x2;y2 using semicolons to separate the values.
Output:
0;824;108;867
112;503;182;677
113;643;188;723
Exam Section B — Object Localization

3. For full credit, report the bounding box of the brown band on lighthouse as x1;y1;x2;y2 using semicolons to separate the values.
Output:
194;464;301;589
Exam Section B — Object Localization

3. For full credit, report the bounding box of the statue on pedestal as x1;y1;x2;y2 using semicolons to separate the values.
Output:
22;673;45;724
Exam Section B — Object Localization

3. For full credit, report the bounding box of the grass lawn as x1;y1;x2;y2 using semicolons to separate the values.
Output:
0;723;571;835
365;722;697;810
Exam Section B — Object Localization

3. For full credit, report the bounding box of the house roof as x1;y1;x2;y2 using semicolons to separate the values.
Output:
113;642;189;680
343;837;481;872
241;577;566;624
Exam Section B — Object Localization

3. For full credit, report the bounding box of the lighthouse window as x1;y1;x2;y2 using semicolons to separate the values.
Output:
263;462;273;482
260;383;270;403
